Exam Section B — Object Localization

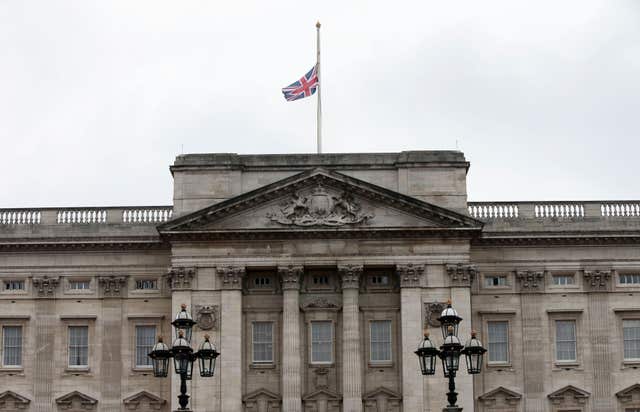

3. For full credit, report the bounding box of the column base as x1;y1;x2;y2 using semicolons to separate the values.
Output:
443;406;463;412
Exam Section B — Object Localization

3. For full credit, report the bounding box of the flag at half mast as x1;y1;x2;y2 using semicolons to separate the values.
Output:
281;65;319;101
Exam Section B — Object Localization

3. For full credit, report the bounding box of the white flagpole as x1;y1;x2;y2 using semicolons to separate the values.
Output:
316;21;322;154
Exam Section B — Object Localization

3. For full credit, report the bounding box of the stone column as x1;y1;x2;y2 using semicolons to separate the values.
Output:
279;266;304;412
397;264;425;412
446;264;475;412
218;266;245;412
32;277;59;412
339;264;364;412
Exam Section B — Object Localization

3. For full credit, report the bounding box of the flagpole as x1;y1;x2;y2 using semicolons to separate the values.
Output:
316;21;322;154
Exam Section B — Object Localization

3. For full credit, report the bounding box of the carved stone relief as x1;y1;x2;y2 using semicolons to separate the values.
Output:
194;305;218;331
515;270;544;291
97;276;127;297
166;267;195;290
217;266;245;290
424;302;446;328
301;297;341;311
396;264;425;288
32;276;60;297
314;368;330;389
279;266;304;291
446;263;476;287
338;264;363;290
267;185;373;227
243;389;281;412
583;270;611;291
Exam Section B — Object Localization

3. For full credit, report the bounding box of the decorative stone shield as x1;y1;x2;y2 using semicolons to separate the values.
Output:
424;302;446;328
194;305;218;331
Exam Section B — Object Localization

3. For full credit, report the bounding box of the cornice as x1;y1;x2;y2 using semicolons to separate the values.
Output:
473;232;640;246
0;238;168;252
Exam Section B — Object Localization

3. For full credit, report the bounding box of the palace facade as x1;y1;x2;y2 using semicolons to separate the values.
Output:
0;151;639;412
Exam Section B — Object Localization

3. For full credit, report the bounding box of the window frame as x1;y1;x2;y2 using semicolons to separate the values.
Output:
1;279;27;295
67;325;89;369
622;318;640;362
482;274;509;289
60;317;95;373
134;324;157;369
251;321;274;364
486;320;510;365
554;319;578;364
619;273;640;286
309;320;334;365
1;325;23;368
369;319;393;364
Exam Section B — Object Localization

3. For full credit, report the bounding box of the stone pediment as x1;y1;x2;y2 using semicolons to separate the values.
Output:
547;385;590;405
616;383;640;403
0;391;30;409
303;388;341;401
159;168;482;240
363;387;402;400
122;391;166;410
478;386;521;406
243;388;281;401
55;391;98;410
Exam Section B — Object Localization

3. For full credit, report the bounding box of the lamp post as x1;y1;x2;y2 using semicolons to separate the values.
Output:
415;301;486;412
148;304;220;411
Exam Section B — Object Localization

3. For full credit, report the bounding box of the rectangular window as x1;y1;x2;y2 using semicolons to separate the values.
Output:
620;274;640;285
311;321;333;363
4;280;24;291
370;320;392;362
135;279;157;290
2;326;22;367
552;275;575;286
484;276;507;287
623;319;640;360
68;326;89;367
555;320;577;362
487;321;509;363
252;322;274;363
135;325;156;367
69;280;90;290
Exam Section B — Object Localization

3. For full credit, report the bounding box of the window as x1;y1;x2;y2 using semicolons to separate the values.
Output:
370;275;389;286
312;276;329;285
552;275;575;286
2;326;22;367
252;322;274;363
311;321;332;363
623;319;640;360
484;276;507;287
487;321;509;363
620;274;640;285
253;277;272;288
135;279;157;290
69;280;90;290
4;280;24;291
370;320;392;362
555;320;577;362
135;325;156;367
68;326;88;367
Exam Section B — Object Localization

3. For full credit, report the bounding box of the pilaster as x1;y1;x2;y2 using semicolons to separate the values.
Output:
397;264;425;411
279;265;304;412
338;264;363;412
100;298;123;412
166;267;196;290
217;266;245;412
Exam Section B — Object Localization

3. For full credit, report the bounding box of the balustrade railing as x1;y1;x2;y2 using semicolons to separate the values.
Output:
0;207;173;225
468;201;640;220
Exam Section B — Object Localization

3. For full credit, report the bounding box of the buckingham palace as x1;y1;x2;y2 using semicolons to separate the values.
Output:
0;150;639;412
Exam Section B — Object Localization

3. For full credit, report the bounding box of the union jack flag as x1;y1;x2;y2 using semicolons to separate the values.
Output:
282;65;319;101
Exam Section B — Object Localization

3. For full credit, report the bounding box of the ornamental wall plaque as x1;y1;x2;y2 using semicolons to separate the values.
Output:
267;185;373;227
194;305;218;331
424;302;446;328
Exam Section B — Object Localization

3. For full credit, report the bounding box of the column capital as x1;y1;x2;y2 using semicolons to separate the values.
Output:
515;270;545;292
32;276;60;297
338;264;363;289
446;263;476;287
166;267;195;290
278;265;304;290
98;275;127;297
217;266;245;290
583;269;611;292
396;264;425;288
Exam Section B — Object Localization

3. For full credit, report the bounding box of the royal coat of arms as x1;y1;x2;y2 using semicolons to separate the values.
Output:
194;305;218;331
267;185;373;227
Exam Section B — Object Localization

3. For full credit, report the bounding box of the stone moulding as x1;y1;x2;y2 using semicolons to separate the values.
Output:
267;184;374;227
243;388;281;412
32;275;60;297
166;266;195;290
616;383;640;403
0;390;30;409
478;386;522;407
55;391;98;410
547;385;590;406
122;391;166;410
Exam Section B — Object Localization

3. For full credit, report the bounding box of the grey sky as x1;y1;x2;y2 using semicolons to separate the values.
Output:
1;1;639;207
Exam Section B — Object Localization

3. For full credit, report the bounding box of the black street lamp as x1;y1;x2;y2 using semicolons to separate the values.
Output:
415;301;486;412
148;304;220;411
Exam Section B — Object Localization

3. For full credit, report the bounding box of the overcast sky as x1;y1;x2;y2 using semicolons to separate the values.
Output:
1;1;639;207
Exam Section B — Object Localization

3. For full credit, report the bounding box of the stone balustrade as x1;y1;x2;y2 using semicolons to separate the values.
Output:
0;206;172;225
468;201;640;220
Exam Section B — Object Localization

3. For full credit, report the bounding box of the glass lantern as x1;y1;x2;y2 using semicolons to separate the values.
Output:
437;300;463;339
439;327;463;378
415;331;439;375
462;331;487;374
197;334;220;377
171;332;195;380
172;304;197;343
148;337;171;378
